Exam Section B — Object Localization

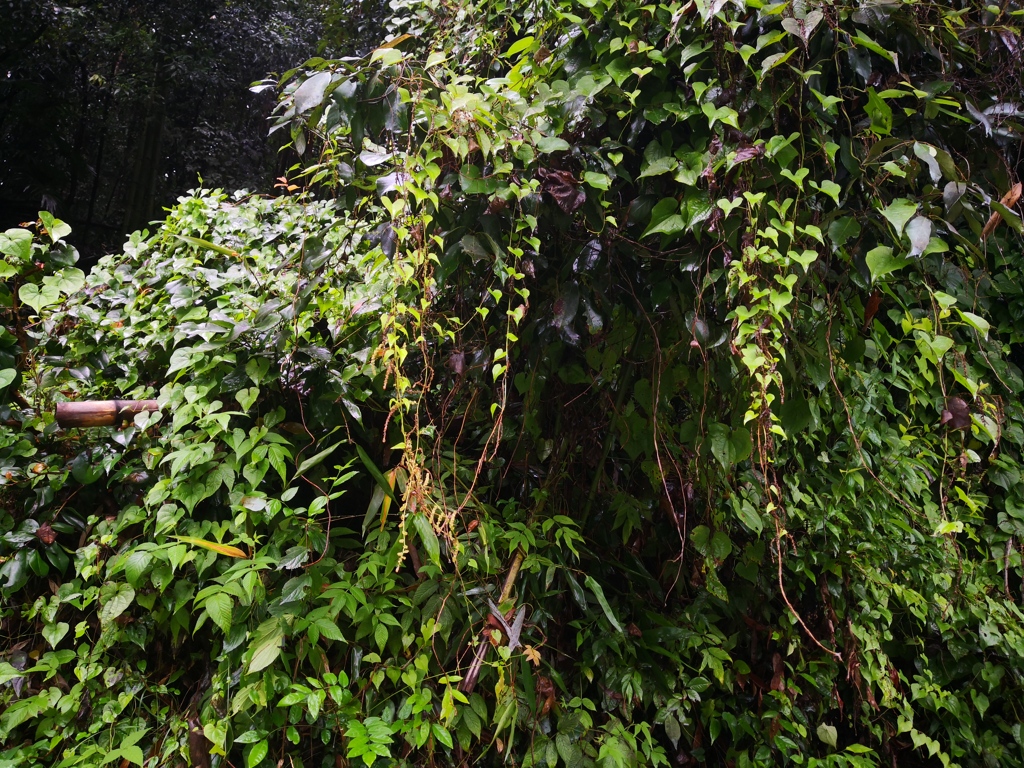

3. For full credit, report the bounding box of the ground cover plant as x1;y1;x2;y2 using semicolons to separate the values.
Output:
2;0;1024;765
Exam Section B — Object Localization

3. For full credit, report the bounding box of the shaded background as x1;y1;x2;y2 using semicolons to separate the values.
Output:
0;0;385;262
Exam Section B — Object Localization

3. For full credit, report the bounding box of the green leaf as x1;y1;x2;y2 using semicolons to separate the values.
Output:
175;234;239;258
0;369;15;390
708;423;751;468
459;164;499;194
247;739;269;768
410;513;441;566
120;746;144;767
736;499;764;535
758;48;798;80
99;584;136;626
292;71;332;113
0;228;32;261
815;179;841;205
828;217;860;249
295;442;341;476
355;445;400;507
958;310;990;338
865;88;893;136
880;198;917;235
852;29;896;63
643;214;687;239
432;723;454;749
991;201;1024;233
536;136;570;153
236;386;259;411
701;102;739;129
584;575;623;633
605;57;634;87
816;723;838;749
638;156;677;179
18;283;60;313
45;267;85;295
370;47;404;66
42;621;69;649
866;245;911;280
247;619;285;673
374;622;389;652
505;36;535;56
204;592;234;634
38;211;72;242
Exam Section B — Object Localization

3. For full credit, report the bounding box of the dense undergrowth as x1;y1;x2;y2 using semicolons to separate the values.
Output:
3;0;1024;765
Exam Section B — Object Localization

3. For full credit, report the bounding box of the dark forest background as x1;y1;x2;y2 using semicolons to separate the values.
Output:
0;0;383;261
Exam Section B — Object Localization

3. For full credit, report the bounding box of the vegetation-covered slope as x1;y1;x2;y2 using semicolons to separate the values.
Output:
3;0;1024;765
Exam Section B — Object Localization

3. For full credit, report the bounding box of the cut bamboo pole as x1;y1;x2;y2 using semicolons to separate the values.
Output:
56;400;160;428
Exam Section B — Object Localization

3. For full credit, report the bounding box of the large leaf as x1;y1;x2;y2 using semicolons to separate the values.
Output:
247;619;285;673
292;71;333;114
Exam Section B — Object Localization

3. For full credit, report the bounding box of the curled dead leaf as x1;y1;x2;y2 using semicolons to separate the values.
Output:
940;397;971;430
35;522;57;545
982;182;1022;239
536;168;585;214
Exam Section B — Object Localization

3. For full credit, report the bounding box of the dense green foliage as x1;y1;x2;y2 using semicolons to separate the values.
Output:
3;0;1024;766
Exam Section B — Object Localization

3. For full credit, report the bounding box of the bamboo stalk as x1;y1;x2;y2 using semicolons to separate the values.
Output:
460;549;525;694
56;400;160;428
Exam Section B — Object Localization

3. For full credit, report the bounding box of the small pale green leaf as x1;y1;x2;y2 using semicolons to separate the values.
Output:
42;622;69;649
866;246;911;280
39;211;72;242
816;180;841;205
0;369;15;389
881;198;917;235
0;228;32;261
817;723;838;749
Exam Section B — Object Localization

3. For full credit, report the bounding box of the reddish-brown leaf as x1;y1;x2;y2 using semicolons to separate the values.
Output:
35;522;57;545
863;289;882;330
982;182;1022;239
537;168;586;213
940;397;971;430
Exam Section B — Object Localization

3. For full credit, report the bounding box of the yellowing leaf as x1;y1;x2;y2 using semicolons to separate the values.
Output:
170;536;248;558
